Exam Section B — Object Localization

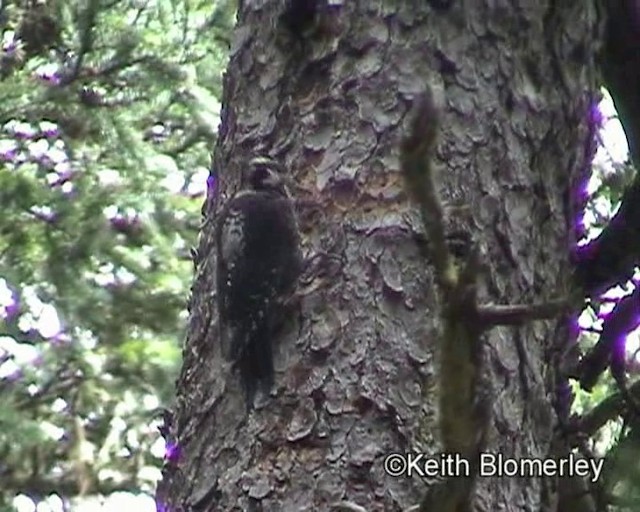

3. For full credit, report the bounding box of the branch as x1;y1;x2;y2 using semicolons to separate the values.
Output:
575;0;640;296
401;90;574;512
574;180;640;296
74;0;101;76
602;0;640;168
401;91;484;512
399;91;457;293
578;285;640;391
476;298;569;327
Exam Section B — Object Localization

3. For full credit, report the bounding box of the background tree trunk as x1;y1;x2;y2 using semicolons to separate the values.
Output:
157;1;601;510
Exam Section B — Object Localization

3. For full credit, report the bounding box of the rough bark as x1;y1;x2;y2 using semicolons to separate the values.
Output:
157;1;602;511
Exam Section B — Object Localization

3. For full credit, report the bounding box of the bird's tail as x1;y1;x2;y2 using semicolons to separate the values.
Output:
236;324;274;411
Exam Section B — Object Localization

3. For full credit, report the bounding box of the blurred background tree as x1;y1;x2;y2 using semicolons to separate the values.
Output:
0;1;234;510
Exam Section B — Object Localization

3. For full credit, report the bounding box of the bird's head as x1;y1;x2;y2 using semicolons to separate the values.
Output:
247;156;292;197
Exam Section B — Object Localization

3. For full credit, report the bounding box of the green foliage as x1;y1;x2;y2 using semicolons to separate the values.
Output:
0;0;235;505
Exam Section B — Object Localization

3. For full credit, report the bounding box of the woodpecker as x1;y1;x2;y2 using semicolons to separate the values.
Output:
216;157;301;409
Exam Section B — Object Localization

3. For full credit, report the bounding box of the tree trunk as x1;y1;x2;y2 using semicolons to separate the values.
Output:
157;2;602;511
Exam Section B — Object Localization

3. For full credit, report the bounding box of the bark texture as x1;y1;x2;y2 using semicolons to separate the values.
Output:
157;1;602;511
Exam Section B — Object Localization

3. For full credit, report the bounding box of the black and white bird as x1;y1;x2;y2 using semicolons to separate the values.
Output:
216;156;302;409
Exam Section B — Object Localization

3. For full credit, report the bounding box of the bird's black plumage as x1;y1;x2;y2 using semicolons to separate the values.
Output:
216;158;301;409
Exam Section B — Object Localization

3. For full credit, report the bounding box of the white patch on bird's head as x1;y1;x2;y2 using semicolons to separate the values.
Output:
249;156;285;173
